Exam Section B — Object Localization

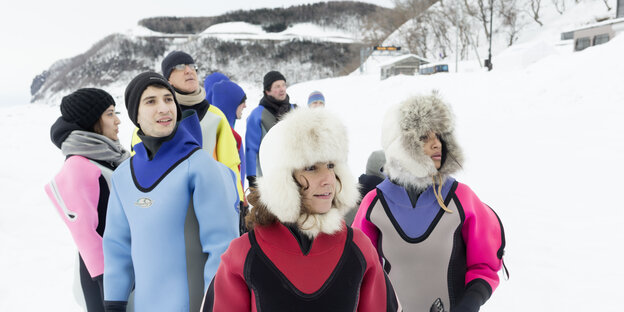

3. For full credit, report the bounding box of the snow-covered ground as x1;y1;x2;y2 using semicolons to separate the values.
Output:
2;2;623;311
200;21;357;43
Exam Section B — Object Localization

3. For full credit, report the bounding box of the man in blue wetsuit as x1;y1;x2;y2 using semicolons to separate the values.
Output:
244;70;296;188
103;72;239;312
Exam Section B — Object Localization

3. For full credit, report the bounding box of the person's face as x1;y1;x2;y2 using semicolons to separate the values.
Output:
94;105;120;141
309;101;324;108
137;85;177;138
265;80;287;101
236;101;246;119
294;162;336;214
421;131;442;169
168;64;199;93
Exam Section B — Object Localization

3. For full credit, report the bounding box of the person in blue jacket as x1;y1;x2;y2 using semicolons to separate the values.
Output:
244;70;296;188
103;72;240;312
211;79;249;233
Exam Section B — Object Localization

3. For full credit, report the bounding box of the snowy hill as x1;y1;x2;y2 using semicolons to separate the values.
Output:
29;2;385;105
2;1;623;311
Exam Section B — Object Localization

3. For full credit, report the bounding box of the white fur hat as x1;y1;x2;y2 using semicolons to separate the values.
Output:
257;108;359;238
382;93;464;189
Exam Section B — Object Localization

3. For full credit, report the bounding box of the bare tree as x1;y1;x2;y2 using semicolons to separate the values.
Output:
529;0;543;26
499;0;522;46
551;0;565;14
602;0;612;11
463;0;493;42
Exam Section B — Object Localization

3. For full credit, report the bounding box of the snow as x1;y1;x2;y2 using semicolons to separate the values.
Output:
199;21;357;43
2;2;624;311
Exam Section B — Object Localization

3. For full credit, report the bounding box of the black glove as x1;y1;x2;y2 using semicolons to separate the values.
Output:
239;202;249;235
104;300;127;312
452;280;490;312
247;175;257;188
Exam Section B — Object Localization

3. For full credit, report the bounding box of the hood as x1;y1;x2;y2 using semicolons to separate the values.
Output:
211;80;246;128
381;93;464;189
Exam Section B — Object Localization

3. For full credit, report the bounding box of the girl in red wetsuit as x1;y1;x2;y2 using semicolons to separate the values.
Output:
202;108;401;312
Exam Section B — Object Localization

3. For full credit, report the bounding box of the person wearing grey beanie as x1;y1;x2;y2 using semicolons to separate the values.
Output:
45;87;130;312
102;71;239;312
343;150;386;225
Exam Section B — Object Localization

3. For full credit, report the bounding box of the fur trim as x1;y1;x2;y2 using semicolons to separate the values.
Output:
257;108;359;238
381;93;464;189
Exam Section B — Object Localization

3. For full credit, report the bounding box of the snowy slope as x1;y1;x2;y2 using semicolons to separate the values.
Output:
200;21;357;43
2;2;623;311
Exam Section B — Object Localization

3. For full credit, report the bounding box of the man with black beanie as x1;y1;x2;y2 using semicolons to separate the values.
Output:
245;70;296;187
103;71;239;312
129;50;244;202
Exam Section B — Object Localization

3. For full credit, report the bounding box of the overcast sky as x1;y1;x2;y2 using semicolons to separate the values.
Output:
0;0;393;106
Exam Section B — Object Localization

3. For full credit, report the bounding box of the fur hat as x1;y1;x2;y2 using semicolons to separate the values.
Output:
60;88;115;131
381;93;463;189
263;70;286;91
257;108;359;238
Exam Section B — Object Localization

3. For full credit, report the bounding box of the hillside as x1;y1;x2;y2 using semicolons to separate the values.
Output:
3;1;624;311
139;1;388;34
30;1;388;105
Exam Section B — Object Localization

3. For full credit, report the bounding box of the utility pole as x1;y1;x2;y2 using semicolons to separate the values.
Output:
486;0;494;71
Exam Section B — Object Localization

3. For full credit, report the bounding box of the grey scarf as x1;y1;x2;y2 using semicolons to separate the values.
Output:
61;131;130;167
175;86;207;106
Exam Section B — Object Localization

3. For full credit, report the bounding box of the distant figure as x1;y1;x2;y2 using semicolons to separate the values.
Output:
352;93;506;312
245;70;296;188
45;88;130;312
103;72;239;311
344;150;386;225
203;72;230;103
307;90;325;108
202;108;401;312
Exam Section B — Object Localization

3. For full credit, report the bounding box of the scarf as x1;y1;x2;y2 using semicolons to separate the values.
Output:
61;131;130;167
260;94;292;118
175;86;207;106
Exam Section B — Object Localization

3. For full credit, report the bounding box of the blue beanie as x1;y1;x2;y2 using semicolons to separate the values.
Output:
203;72;230;102
211;80;246;128
307;90;325;106
161;51;195;79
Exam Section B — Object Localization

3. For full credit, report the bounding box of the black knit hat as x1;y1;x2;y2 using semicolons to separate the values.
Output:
124;71;182;127
161;50;195;79
60;88;115;131
263;71;286;91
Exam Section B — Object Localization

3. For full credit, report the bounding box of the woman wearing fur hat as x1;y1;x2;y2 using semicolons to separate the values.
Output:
45;88;130;312
201;108;401;312
352;93;506;312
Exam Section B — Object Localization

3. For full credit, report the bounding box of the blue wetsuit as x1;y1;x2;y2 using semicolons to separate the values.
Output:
103;112;239;311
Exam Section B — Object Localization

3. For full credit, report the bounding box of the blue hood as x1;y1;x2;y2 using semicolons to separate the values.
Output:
130;110;203;191
211;80;246;128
